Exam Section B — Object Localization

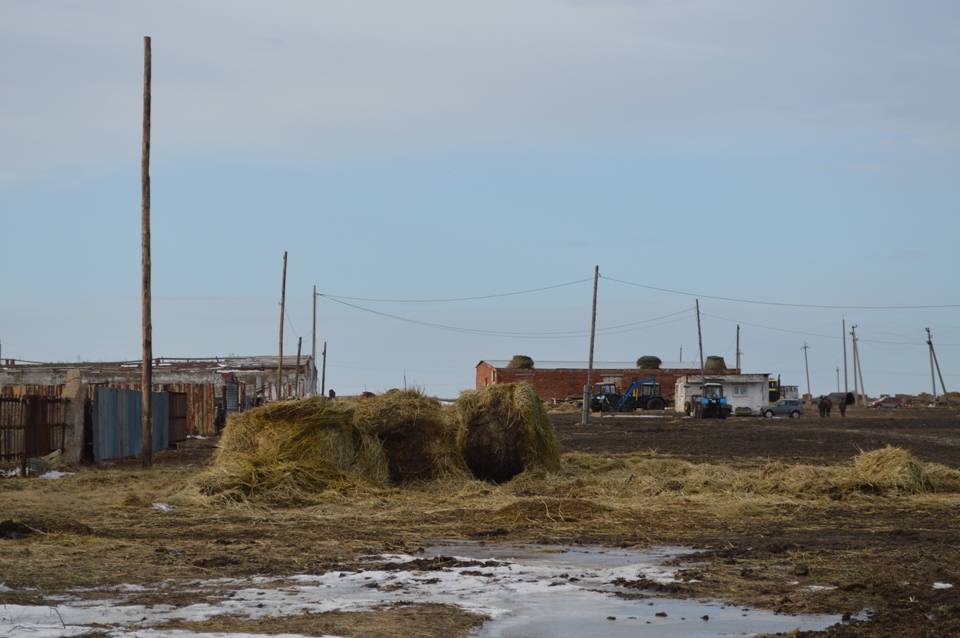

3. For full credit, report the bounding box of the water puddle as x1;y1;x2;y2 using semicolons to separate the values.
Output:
0;543;852;637
421;542;848;637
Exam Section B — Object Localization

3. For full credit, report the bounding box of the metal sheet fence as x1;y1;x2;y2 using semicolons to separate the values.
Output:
92;388;169;462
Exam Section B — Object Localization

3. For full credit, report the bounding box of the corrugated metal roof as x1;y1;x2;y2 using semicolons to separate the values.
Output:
480;360;703;370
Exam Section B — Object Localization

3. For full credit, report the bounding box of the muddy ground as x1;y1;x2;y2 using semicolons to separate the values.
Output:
2;405;959;637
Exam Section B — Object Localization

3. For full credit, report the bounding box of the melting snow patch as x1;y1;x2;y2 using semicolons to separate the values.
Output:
933;582;953;589
0;544;852;638
40;470;74;480
153;503;177;511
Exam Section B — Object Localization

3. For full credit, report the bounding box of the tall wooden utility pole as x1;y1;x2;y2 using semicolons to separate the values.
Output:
277;251;287;400
802;342;811;398
850;325;859;404
926;328;950;406
311;285;317;396
735;324;740;371
140;36;153;469
842;318;848;394
696;299;705;386
581;266;599;425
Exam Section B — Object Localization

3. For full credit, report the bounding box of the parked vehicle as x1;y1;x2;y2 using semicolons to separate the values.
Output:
870;396;904;409
686;382;732;419
591;378;666;412
762;398;804;419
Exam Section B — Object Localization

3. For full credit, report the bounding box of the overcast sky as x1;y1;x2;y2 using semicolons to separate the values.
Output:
2;1;959;397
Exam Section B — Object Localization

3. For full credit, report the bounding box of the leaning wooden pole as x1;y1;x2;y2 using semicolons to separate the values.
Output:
140;36;153;469
580;266;599;425
277;251;288;400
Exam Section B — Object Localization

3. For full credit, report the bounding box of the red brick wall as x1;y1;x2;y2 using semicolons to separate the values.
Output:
476;362;739;401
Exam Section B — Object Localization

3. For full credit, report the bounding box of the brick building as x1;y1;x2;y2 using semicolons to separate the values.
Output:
476;360;741;402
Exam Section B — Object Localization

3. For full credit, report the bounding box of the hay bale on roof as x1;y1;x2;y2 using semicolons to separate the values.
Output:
705;355;728;370
453;382;560;483
196;396;387;501
353;388;467;483
637;356;662;369
506;355;534;370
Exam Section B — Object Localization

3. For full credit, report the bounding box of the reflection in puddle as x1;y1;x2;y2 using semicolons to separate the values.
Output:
421;542;848;638
0;543;852;638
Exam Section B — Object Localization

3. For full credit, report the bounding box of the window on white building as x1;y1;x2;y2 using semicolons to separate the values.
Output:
733;384;748;397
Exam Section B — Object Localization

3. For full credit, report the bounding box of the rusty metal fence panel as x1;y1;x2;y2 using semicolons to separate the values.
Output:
1;396;67;475
92;388;169;462
0;398;26;465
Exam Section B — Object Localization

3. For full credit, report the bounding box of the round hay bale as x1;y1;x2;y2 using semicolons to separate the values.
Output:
704;355;727;370
196;396;387;501
505;355;534;370
636;356;662;370
353;388;467;483
452;383;560;483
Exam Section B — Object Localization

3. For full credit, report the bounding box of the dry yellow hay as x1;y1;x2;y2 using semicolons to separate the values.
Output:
505;355;535;369
841;445;935;494
704;355;728;370
453;383;560;483
193;396;387;502
636;355;662;369
353;388;468;483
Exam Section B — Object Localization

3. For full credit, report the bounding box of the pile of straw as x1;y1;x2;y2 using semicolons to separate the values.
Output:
636;356;662;369
704;355;728;370
452;383;560;483
506;355;535;369
195;396;385;501
842;445;935;495
353;388;467;483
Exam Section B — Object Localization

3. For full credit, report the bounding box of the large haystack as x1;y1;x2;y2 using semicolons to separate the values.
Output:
353;388;467;483
704;355;728;370
452;383;560;483
195;396;387;501
505;355;534;369
636;355;662;369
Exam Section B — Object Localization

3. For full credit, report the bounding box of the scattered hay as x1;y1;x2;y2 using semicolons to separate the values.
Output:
193;396;386;502
548;401;582;414
636;356;662;369
353;388;468;483
704;355;728;370
505;355;534;370
453;383;560;483
842;445;935;495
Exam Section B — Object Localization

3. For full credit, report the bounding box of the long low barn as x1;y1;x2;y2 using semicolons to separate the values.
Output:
476;360;741;402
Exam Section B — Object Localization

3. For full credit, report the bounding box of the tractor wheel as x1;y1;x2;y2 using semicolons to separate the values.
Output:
647;397;665;410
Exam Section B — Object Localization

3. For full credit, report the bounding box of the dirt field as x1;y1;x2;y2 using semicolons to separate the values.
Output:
2;405;960;637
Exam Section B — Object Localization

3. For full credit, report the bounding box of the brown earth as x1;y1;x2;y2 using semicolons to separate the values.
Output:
2;405;959;637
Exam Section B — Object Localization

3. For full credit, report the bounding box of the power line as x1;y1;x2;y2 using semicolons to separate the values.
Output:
319;296;695;340
317;277;593;303
601;275;960;310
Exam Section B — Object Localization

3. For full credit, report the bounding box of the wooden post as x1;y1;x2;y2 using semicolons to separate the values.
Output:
141;36;153;469
321;341;327;396
311;285;317;396
294;337;302;399
580;266;599;425
277;251;287;400
696;299;704;386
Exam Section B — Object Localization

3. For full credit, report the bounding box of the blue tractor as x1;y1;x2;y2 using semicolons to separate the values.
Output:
591;378;666;412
